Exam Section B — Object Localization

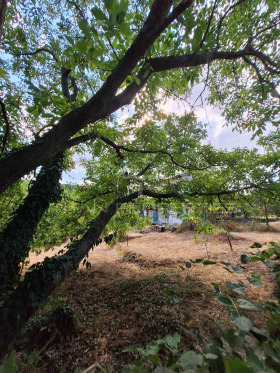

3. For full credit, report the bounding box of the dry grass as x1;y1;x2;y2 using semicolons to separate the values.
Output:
220;220;279;233
18;221;280;372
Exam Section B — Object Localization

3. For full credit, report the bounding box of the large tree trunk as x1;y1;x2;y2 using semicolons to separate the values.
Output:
0;0;7;46
0;152;64;294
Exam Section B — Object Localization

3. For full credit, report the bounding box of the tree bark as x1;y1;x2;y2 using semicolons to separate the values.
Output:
0;152;64;294
0;189;179;354
264;200;269;227
0;0;7;46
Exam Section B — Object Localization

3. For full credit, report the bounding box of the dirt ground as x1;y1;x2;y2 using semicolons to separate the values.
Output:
20;222;280;372
26;221;280;296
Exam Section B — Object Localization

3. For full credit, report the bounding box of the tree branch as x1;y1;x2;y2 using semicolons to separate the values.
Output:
0;0;7;46
243;56;280;98
17;48;58;62
148;48;280;74
65;133;98;149
0;98;10;156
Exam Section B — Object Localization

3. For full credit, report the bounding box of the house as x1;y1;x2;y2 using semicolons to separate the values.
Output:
142;209;186;225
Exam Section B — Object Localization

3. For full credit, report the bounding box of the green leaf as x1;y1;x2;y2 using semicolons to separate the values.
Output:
250;242;263;248
165;333;181;349
212;282;221;294
78;21;91;38
185;261;192;268
236;299;259;311
177;351;203;370
233;316;252;332
205;353;218;360
165;289;181;303
224;357;254;373
250;326;267;342
122;345;135;353
226;281;244;295
104;0;113;11
216;296;233;306
154;368;174;373
203;260;217;265
192;26;203;49
246;350;265;371
241;254;250;264
91;7;107;21
247;277;262;288
231;266;242;274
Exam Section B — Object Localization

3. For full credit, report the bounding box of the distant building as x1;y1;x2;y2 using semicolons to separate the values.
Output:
142;209;187;225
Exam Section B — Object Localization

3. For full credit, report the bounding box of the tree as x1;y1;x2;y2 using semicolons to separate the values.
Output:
0;0;279;355
0;0;7;45
0;0;279;192
1;111;279;352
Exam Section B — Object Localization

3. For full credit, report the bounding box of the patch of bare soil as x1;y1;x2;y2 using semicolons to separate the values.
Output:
19;223;279;372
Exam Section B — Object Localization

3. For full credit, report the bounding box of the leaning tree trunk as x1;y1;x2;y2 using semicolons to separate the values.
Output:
0;152;64;294
0;193;124;355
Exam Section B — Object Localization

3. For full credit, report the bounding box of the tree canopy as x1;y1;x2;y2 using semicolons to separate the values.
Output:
0;0;279;191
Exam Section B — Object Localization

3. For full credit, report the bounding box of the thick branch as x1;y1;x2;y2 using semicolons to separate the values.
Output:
148;48;279;73
0;0;7;46
17;48;58;62
0;98;10;156
61;67;79;102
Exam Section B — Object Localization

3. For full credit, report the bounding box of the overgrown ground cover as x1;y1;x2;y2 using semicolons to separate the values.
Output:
14;222;279;372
